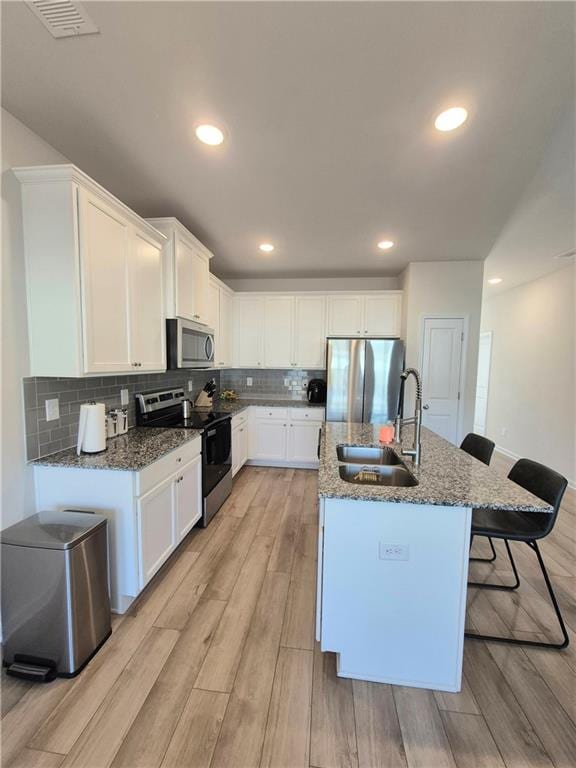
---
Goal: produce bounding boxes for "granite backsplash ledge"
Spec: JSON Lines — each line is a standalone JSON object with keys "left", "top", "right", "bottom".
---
{"left": 23, "top": 370, "right": 221, "bottom": 461}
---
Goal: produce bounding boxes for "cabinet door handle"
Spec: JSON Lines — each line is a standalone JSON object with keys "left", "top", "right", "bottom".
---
{"left": 176, "top": 457, "right": 182, "bottom": 463}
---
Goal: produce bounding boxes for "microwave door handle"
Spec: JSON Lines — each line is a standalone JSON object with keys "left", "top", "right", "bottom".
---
{"left": 205, "top": 335, "right": 214, "bottom": 361}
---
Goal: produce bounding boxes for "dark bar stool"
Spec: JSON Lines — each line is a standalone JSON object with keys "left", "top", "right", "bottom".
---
{"left": 460, "top": 433, "right": 497, "bottom": 562}
{"left": 465, "top": 458, "right": 569, "bottom": 649}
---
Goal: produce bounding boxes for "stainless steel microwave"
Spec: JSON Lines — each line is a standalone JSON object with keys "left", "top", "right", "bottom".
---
{"left": 166, "top": 318, "right": 215, "bottom": 369}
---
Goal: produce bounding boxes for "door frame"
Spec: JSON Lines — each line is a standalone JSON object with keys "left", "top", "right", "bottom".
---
{"left": 473, "top": 331, "right": 493, "bottom": 436}
{"left": 417, "top": 313, "right": 469, "bottom": 445}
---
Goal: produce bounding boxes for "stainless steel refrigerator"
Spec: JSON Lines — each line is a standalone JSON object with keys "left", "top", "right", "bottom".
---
{"left": 325, "top": 338, "right": 405, "bottom": 423}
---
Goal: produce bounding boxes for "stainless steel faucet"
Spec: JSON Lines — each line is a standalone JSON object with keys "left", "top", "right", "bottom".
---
{"left": 394, "top": 368, "right": 425, "bottom": 466}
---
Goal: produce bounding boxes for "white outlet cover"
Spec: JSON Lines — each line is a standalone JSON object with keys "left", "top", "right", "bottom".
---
{"left": 284, "top": 378, "right": 290, "bottom": 387}
{"left": 379, "top": 542, "right": 409, "bottom": 561}
{"left": 45, "top": 398, "right": 60, "bottom": 422}
{"left": 188, "top": 380, "right": 193, "bottom": 391}
{"left": 120, "top": 389, "right": 129, "bottom": 406}
{"left": 247, "top": 377, "right": 253, "bottom": 387}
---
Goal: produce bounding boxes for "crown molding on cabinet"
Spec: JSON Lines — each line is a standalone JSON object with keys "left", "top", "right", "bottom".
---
{"left": 13, "top": 164, "right": 166, "bottom": 245}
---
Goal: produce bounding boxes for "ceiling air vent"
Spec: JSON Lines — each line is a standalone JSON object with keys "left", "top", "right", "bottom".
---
{"left": 26, "top": 0, "right": 99, "bottom": 39}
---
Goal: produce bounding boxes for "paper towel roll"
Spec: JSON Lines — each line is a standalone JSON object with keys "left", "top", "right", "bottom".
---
{"left": 77, "top": 402, "right": 106, "bottom": 455}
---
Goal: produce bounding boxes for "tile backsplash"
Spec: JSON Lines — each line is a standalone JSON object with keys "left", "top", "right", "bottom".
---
{"left": 23, "top": 367, "right": 327, "bottom": 461}
{"left": 220, "top": 368, "right": 326, "bottom": 398}
{"left": 23, "top": 371, "right": 221, "bottom": 461}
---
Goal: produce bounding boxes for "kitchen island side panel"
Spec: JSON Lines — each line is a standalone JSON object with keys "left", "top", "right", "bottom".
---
{"left": 320, "top": 498, "right": 472, "bottom": 691}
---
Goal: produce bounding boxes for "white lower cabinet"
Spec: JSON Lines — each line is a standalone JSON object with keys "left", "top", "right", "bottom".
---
{"left": 137, "top": 452, "right": 202, "bottom": 588}
{"left": 33, "top": 436, "right": 202, "bottom": 613}
{"left": 287, "top": 420, "right": 322, "bottom": 464}
{"left": 247, "top": 407, "right": 323, "bottom": 468}
{"left": 252, "top": 418, "right": 288, "bottom": 462}
{"left": 137, "top": 476, "right": 176, "bottom": 588}
{"left": 175, "top": 454, "right": 203, "bottom": 539}
{"left": 232, "top": 412, "right": 249, "bottom": 476}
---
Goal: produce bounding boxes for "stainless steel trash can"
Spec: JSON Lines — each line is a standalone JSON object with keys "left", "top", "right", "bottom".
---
{"left": 1, "top": 510, "right": 111, "bottom": 680}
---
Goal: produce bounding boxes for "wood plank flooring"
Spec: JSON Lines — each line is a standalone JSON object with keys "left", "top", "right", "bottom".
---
{"left": 2, "top": 460, "right": 575, "bottom": 768}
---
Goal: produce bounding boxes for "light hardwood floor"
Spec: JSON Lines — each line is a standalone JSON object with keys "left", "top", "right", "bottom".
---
{"left": 2, "top": 459, "right": 575, "bottom": 768}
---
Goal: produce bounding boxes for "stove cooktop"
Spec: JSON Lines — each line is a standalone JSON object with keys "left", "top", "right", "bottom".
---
{"left": 147, "top": 411, "right": 231, "bottom": 430}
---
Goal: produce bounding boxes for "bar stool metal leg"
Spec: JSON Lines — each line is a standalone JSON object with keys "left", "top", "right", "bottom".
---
{"left": 469, "top": 535, "right": 497, "bottom": 563}
{"left": 468, "top": 539, "right": 520, "bottom": 591}
{"left": 465, "top": 540, "right": 569, "bottom": 649}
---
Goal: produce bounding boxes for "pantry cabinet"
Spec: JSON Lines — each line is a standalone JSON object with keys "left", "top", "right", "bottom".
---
{"left": 146, "top": 217, "right": 212, "bottom": 326}
{"left": 327, "top": 292, "right": 402, "bottom": 337}
{"left": 16, "top": 164, "right": 166, "bottom": 377}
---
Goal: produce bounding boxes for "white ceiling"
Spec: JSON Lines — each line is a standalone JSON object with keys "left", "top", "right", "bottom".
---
{"left": 2, "top": 1, "right": 574, "bottom": 279}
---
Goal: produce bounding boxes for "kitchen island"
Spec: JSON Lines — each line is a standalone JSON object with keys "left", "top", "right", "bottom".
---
{"left": 316, "top": 423, "right": 552, "bottom": 692}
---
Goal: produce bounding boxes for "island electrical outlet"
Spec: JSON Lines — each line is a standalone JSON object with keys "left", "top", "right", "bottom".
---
{"left": 379, "top": 543, "right": 409, "bottom": 561}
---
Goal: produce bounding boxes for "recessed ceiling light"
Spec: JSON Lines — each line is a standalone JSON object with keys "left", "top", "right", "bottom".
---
{"left": 259, "top": 243, "right": 274, "bottom": 253}
{"left": 487, "top": 277, "right": 503, "bottom": 285}
{"left": 434, "top": 107, "right": 468, "bottom": 132}
{"left": 377, "top": 240, "right": 395, "bottom": 250}
{"left": 195, "top": 124, "right": 224, "bottom": 146}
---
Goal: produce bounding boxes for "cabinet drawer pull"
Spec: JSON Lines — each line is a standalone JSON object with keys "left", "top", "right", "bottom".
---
{"left": 176, "top": 457, "right": 182, "bottom": 463}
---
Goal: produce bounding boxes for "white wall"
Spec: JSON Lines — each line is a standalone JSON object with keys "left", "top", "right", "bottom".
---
{"left": 1, "top": 109, "right": 69, "bottom": 528}
{"left": 401, "top": 261, "right": 484, "bottom": 440}
{"left": 481, "top": 264, "right": 575, "bottom": 484}
{"left": 225, "top": 275, "right": 400, "bottom": 292}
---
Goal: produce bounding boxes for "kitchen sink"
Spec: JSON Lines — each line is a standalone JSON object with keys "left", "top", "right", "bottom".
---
{"left": 338, "top": 464, "right": 418, "bottom": 487}
{"left": 336, "top": 445, "right": 402, "bottom": 466}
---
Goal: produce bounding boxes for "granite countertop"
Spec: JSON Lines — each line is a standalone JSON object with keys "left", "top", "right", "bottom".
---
{"left": 209, "top": 398, "right": 326, "bottom": 415}
{"left": 31, "top": 427, "right": 202, "bottom": 472}
{"left": 319, "top": 422, "right": 552, "bottom": 513}
{"left": 31, "top": 399, "right": 324, "bottom": 472}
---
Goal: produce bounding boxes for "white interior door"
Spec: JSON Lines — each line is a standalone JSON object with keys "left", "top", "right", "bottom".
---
{"left": 474, "top": 331, "right": 492, "bottom": 436}
{"left": 420, "top": 317, "right": 464, "bottom": 444}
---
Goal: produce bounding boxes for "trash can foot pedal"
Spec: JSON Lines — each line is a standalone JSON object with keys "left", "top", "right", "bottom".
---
{"left": 6, "top": 655, "right": 57, "bottom": 683}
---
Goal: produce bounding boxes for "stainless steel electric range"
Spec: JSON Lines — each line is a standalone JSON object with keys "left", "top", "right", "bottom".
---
{"left": 135, "top": 388, "right": 232, "bottom": 527}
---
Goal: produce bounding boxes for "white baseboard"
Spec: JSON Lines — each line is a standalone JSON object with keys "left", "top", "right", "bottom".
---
{"left": 495, "top": 445, "right": 576, "bottom": 491}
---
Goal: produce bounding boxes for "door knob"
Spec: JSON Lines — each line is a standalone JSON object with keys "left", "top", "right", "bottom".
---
{"left": 423, "top": 404, "right": 430, "bottom": 410}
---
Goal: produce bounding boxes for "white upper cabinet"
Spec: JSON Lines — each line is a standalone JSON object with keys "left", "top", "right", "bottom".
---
{"left": 218, "top": 287, "right": 233, "bottom": 367}
{"left": 234, "top": 296, "right": 265, "bottom": 367}
{"left": 364, "top": 294, "right": 402, "bottom": 337}
{"left": 15, "top": 165, "right": 166, "bottom": 377}
{"left": 294, "top": 295, "right": 326, "bottom": 368}
{"left": 327, "top": 295, "right": 365, "bottom": 336}
{"left": 209, "top": 275, "right": 234, "bottom": 368}
{"left": 146, "top": 217, "right": 212, "bottom": 326}
{"left": 77, "top": 188, "right": 131, "bottom": 373}
{"left": 327, "top": 293, "right": 402, "bottom": 337}
{"left": 264, "top": 296, "right": 294, "bottom": 367}
{"left": 128, "top": 227, "right": 165, "bottom": 371}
